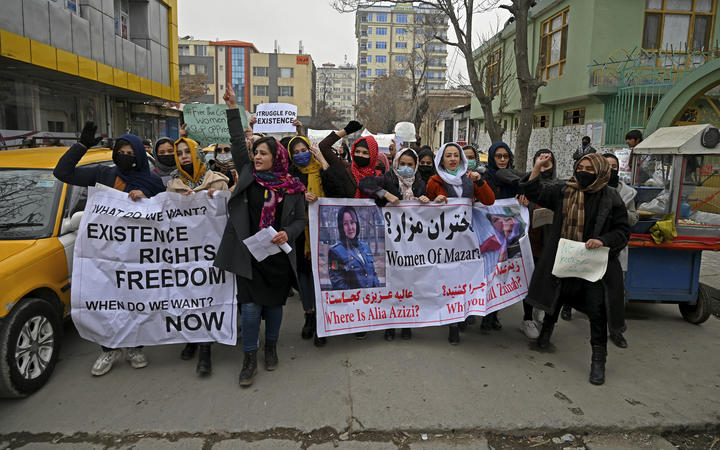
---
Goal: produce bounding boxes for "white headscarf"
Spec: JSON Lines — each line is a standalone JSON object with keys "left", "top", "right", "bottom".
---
{"left": 434, "top": 142, "right": 468, "bottom": 197}
{"left": 393, "top": 148, "right": 418, "bottom": 200}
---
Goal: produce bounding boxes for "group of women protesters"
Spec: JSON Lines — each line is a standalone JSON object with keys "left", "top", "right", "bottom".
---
{"left": 54, "top": 86, "right": 631, "bottom": 387}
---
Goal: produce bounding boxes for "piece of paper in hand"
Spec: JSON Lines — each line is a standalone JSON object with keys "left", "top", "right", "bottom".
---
{"left": 242, "top": 226, "right": 291, "bottom": 262}
{"left": 532, "top": 208, "right": 554, "bottom": 228}
{"left": 551, "top": 238, "right": 609, "bottom": 282}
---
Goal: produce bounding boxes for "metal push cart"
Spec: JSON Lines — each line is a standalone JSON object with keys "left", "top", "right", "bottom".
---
{"left": 625, "top": 124, "right": 720, "bottom": 324}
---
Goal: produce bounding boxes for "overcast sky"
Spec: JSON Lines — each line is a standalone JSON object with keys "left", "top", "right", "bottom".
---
{"left": 177, "top": 1, "right": 510, "bottom": 85}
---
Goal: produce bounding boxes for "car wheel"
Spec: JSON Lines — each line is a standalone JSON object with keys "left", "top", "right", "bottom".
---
{"left": 0, "top": 298, "right": 62, "bottom": 398}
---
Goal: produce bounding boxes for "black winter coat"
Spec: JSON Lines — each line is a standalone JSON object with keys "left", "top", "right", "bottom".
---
{"left": 519, "top": 175, "right": 630, "bottom": 314}
{"left": 358, "top": 171, "right": 426, "bottom": 207}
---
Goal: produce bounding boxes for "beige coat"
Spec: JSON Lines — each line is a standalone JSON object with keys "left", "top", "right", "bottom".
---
{"left": 166, "top": 170, "right": 229, "bottom": 194}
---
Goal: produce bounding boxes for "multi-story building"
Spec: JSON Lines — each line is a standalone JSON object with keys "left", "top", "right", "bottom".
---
{"left": 178, "top": 37, "right": 215, "bottom": 103}
{"left": 354, "top": 3, "right": 448, "bottom": 97}
{"left": 210, "top": 40, "right": 258, "bottom": 111}
{"left": 470, "top": 0, "right": 720, "bottom": 175}
{"left": 316, "top": 62, "right": 357, "bottom": 126}
{"left": 0, "top": 0, "right": 180, "bottom": 144}
{"left": 248, "top": 52, "right": 316, "bottom": 124}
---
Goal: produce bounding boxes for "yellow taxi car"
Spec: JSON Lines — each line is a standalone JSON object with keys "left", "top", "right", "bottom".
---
{"left": 0, "top": 146, "right": 113, "bottom": 397}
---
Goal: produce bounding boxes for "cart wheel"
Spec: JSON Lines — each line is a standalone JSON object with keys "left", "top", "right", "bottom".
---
{"left": 679, "top": 283, "right": 712, "bottom": 324}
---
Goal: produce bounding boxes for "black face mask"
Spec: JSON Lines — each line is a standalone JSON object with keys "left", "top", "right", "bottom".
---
{"left": 575, "top": 171, "right": 597, "bottom": 189}
{"left": 608, "top": 169, "right": 620, "bottom": 188}
{"left": 418, "top": 165, "right": 435, "bottom": 178}
{"left": 157, "top": 154, "right": 176, "bottom": 168}
{"left": 540, "top": 168, "right": 554, "bottom": 179}
{"left": 353, "top": 155, "right": 370, "bottom": 167}
{"left": 181, "top": 163, "right": 194, "bottom": 175}
{"left": 114, "top": 153, "right": 136, "bottom": 173}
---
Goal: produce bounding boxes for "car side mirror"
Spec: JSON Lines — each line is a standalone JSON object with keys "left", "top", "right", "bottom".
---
{"left": 61, "top": 211, "right": 83, "bottom": 234}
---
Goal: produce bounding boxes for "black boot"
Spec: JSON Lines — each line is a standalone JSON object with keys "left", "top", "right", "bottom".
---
{"left": 313, "top": 332, "right": 327, "bottom": 347}
{"left": 401, "top": 328, "right": 412, "bottom": 340}
{"left": 448, "top": 325, "right": 460, "bottom": 345}
{"left": 301, "top": 311, "right": 315, "bottom": 340}
{"left": 589, "top": 345, "right": 607, "bottom": 385}
{"left": 264, "top": 340, "right": 278, "bottom": 371}
{"left": 238, "top": 350, "right": 257, "bottom": 387}
{"left": 537, "top": 320, "right": 555, "bottom": 349}
{"left": 196, "top": 343, "right": 212, "bottom": 376}
{"left": 490, "top": 312, "right": 502, "bottom": 330}
{"left": 180, "top": 343, "right": 197, "bottom": 360}
{"left": 384, "top": 329, "right": 395, "bottom": 341}
{"left": 609, "top": 332, "right": 627, "bottom": 349}
{"left": 561, "top": 304, "right": 572, "bottom": 321}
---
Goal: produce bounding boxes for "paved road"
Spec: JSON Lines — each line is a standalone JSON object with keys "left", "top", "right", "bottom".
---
{"left": 1, "top": 284, "right": 719, "bottom": 449}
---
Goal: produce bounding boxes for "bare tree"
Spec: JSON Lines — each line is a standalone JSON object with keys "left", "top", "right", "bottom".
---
{"left": 180, "top": 72, "right": 210, "bottom": 104}
{"left": 310, "top": 100, "right": 344, "bottom": 130}
{"left": 333, "top": 0, "right": 545, "bottom": 170}
{"left": 357, "top": 75, "right": 411, "bottom": 133}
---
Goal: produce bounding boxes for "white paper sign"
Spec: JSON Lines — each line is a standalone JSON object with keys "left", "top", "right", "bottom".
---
{"left": 253, "top": 103, "right": 297, "bottom": 133}
{"left": 309, "top": 198, "right": 534, "bottom": 337}
{"left": 242, "top": 226, "right": 291, "bottom": 262}
{"left": 71, "top": 187, "right": 237, "bottom": 348}
{"left": 307, "top": 129, "right": 341, "bottom": 150}
{"left": 532, "top": 208, "right": 554, "bottom": 228}
{"left": 551, "top": 238, "right": 609, "bottom": 282}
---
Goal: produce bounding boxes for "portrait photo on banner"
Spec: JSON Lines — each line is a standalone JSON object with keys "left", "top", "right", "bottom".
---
{"left": 474, "top": 204, "right": 528, "bottom": 278}
{"left": 317, "top": 204, "right": 386, "bottom": 291}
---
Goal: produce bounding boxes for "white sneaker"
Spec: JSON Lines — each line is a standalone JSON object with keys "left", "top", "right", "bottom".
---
{"left": 91, "top": 349, "right": 122, "bottom": 376}
{"left": 532, "top": 308, "right": 545, "bottom": 325}
{"left": 125, "top": 347, "right": 148, "bottom": 369}
{"left": 522, "top": 320, "right": 540, "bottom": 339}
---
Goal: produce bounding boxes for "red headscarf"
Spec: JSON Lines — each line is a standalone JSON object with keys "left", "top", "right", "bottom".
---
{"left": 350, "top": 136, "right": 379, "bottom": 198}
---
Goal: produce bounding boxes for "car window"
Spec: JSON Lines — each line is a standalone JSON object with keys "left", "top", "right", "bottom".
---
{"left": 0, "top": 169, "right": 63, "bottom": 240}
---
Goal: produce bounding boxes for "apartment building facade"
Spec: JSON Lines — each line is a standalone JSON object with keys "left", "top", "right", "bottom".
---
{"left": 316, "top": 62, "right": 357, "bottom": 126}
{"left": 354, "top": 3, "right": 448, "bottom": 96}
{"left": 249, "top": 52, "right": 316, "bottom": 123}
{"left": 210, "top": 40, "right": 258, "bottom": 110}
{"left": 178, "top": 37, "right": 215, "bottom": 103}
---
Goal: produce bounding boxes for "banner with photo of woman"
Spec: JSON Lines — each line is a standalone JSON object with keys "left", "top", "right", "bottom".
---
{"left": 309, "top": 198, "right": 534, "bottom": 337}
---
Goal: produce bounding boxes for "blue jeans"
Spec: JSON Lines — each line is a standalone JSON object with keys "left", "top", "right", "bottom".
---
{"left": 298, "top": 270, "right": 316, "bottom": 312}
{"left": 241, "top": 303, "right": 283, "bottom": 352}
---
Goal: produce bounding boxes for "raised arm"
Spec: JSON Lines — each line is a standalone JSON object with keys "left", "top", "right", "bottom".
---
{"left": 519, "top": 153, "right": 564, "bottom": 211}
{"left": 53, "top": 121, "right": 104, "bottom": 187}
{"left": 319, "top": 120, "right": 363, "bottom": 169}
{"left": 223, "top": 87, "right": 249, "bottom": 170}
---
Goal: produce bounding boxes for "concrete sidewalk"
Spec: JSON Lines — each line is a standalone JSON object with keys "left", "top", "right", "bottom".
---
{"left": 1, "top": 296, "right": 719, "bottom": 447}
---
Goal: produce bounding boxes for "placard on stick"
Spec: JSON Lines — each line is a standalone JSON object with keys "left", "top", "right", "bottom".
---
{"left": 253, "top": 103, "right": 297, "bottom": 133}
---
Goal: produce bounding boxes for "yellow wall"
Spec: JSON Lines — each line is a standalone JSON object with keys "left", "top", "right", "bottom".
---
{"left": 0, "top": 0, "right": 179, "bottom": 102}
{"left": 249, "top": 53, "right": 314, "bottom": 117}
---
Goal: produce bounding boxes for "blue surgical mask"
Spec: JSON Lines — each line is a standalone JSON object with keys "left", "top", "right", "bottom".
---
{"left": 467, "top": 160, "right": 477, "bottom": 171}
{"left": 396, "top": 165, "right": 415, "bottom": 178}
{"left": 293, "top": 151, "right": 311, "bottom": 167}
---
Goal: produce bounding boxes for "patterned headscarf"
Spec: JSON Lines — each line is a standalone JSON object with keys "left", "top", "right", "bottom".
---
{"left": 561, "top": 153, "right": 611, "bottom": 241}
{"left": 253, "top": 138, "right": 306, "bottom": 230}
{"left": 350, "top": 136, "right": 379, "bottom": 198}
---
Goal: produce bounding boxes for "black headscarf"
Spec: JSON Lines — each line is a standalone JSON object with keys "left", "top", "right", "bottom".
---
{"left": 113, "top": 134, "right": 166, "bottom": 197}
{"left": 486, "top": 141, "right": 517, "bottom": 199}
{"left": 337, "top": 206, "right": 360, "bottom": 247}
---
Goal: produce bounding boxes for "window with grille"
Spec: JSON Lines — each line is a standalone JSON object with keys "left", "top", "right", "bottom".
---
{"left": 485, "top": 48, "right": 501, "bottom": 95}
{"left": 563, "top": 108, "right": 585, "bottom": 126}
{"left": 534, "top": 114, "right": 550, "bottom": 128}
{"left": 279, "top": 86, "right": 294, "bottom": 97}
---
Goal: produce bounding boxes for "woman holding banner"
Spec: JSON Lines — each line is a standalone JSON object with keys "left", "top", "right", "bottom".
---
{"left": 359, "top": 147, "right": 429, "bottom": 341}
{"left": 286, "top": 134, "right": 356, "bottom": 343}
{"left": 520, "top": 153, "right": 630, "bottom": 385}
{"left": 215, "top": 87, "right": 307, "bottom": 388}
{"left": 165, "top": 137, "right": 229, "bottom": 376}
{"left": 54, "top": 122, "right": 165, "bottom": 377}
{"left": 425, "top": 142, "right": 495, "bottom": 345}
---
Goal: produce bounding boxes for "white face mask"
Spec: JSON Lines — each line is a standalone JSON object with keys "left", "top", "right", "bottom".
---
{"left": 215, "top": 153, "right": 233, "bottom": 164}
